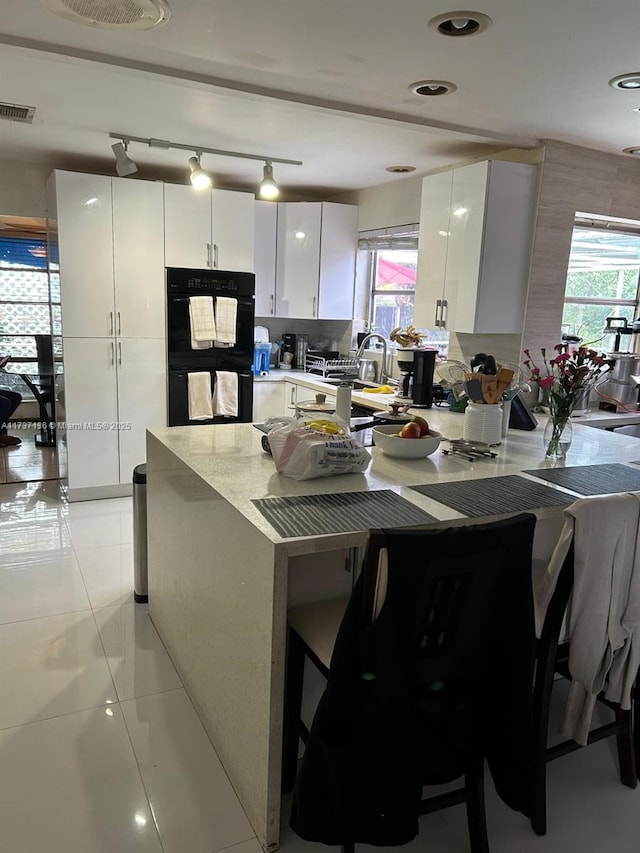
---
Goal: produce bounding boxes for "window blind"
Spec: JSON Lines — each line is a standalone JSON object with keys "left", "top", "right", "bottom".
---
{"left": 358, "top": 223, "right": 420, "bottom": 251}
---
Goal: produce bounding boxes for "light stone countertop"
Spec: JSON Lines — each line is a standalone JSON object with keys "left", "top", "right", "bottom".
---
{"left": 148, "top": 412, "right": 640, "bottom": 553}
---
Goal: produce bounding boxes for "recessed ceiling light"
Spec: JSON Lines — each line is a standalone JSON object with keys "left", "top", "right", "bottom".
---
{"left": 609, "top": 73, "right": 640, "bottom": 90}
{"left": 386, "top": 165, "right": 417, "bottom": 173}
{"left": 622, "top": 146, "right": 640, "bottom": 156}
{"left": 408, "top": 80, "right": 457, "bottom": 97}
{"left": 428, "top": 11, "right": 492, "bottom": 37}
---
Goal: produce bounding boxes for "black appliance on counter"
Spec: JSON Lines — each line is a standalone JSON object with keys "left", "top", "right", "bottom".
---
{"left": 281, "top": 333, "right": 296, "bottom": 367}
{"left": 166, "top": 267, "right": 255, "bottom": 426}
{"left": 397, "top": 349, "right": 437, "bottom": 408}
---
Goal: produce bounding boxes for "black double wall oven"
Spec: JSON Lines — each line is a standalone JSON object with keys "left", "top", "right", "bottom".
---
{"left": 166, "top": 267, "right": 255, "bottom": 426}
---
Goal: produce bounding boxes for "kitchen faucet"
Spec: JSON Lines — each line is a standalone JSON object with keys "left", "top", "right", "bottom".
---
{"left": 355, "top": 333, "right": 392, "bottom": 384}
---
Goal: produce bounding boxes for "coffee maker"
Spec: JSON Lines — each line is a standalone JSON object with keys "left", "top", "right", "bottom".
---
{"left": 397, "top": 349, "right": 437, "bottom": 408}
{"left": 281, "top": 333, "right": 297, "bottom": 369}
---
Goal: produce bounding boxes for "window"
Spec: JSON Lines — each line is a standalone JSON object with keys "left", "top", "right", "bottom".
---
{"left": 562, "top": 216, "right": 640, "bottom": 347}
{"left": 358, "top": 224, "right": 448, "bottom": 354}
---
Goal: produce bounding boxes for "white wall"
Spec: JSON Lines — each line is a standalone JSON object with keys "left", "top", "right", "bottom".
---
{"left": 0, "top": 160, "right": 50, "bottom": 218}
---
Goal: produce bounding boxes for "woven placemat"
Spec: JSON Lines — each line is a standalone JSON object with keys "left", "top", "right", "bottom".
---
{"left": 410, "top": 475, "right": 572, "bottom": 517}
{"left": 523, "top": 463, "right": 640, "bottom": 496}
{"left": 252, "top": 489, "right": 435, "bottom": 538}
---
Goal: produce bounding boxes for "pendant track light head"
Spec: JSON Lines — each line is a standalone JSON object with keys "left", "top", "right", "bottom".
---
{"left": 111, "top": 140, "right": 138, "bottom": 177}
{"left": 189, "top": 155, "right": 212, "bottom": 190}
{"left": 259, "top": 161, "right": 279, "bottom": 200}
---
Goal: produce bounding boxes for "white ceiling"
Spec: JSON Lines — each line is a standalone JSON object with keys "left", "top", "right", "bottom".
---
{"left": 1, "top": 0, "right": 640, "bottom": 195}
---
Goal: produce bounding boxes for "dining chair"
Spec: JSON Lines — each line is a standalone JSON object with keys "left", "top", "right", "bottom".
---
{"left": 283, "top": 513, "right": 538, "bottom": 853}
{"left": 531, "top": 504, "right": 639, "bottom": 836}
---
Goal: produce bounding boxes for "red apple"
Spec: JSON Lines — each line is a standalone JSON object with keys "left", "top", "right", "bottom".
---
{"left": 400, "top": 421, "right": 422, "bottom": 439}
{"left": 411, "top": 416, "right": 430, "bottom": 436}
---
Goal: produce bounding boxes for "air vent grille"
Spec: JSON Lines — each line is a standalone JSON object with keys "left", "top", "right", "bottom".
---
{"left": 40, "top": 0, "right": 171, "bottom": 29}
{"left": 0, "top": 103, "right": 36, "bottom": 124}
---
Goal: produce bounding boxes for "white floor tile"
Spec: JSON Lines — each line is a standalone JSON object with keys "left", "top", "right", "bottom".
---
{"left": 121, "top": 689, "right": 255, "bottom": 853}
{"left": 67, "top": 510, "right": 133, "bottom": 548}
{"left": 0, "top": 610, "right": 117, "bottom": 729}
{"left": 65, "top": 496, "right": 133, "bottom": 518}
{"left": 93, "top": 603, "right": 182, "bottom": 700}
{"left": 0, "top": 548, "right": 91, "bottom": 624}
{"left": 0, "top": 704, "right": 163, "bottom": 853}
{"left": 75, "top": 542, "right": 135, "bottom": 608}
{"left": 0, "top": 518, "right": 71, "bottom": 563}
{"left": 224, "top": 841, "right": 263, "bottom": 853}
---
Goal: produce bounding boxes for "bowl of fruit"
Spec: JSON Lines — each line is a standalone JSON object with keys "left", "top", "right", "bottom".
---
{"left": 372, "top": 418, "right": 441, "bottom": 459}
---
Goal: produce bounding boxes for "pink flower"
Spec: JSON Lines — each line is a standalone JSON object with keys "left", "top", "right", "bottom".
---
{"left": 531, "top": 367, "right": 540, "bottom": 376}
{"left": 553, "top": 344, "right": 564, "bottom": 352}
{"left": 554, "top": 352, "right": 571, "bottom": 362}
{"left": 540, "top": 375, "right": 554, "bottom": 389}
{"left": 523, "top": 359, "right": 530, "bottom": 367}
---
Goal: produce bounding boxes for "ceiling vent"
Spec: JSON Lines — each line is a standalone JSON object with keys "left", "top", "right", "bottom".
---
{"left": 0, "top": 103, "right": 36, "bottom": 124}
{"left": 40, "top": 0, "right": 171, "bottom": 30}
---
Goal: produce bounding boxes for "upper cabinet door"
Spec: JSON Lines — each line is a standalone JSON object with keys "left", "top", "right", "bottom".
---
{"left": 317, "top": 203, "right": 357, "bottom": 319}
{"left": 275, "top": 202, "right": 322, "bottom": 319}
{"left": 444, "top": 161, "right": 488, "bottom": 334}
{"left": 50, "top": 171, "right": 116, "bottom": 338}
{"left": 414, "top": 170, "right": 452, "bottom": 331}
{"left": 254, "top": 201, "right": 277, "bottom": 317}
{"left": 211, "top": 189, "right": 255, "bottom": 272}
{"left": 112, "top": 179, "right": 165, "bottom": 338}
{"left": 164, "top": 183, "right": 212, "bottom": 270}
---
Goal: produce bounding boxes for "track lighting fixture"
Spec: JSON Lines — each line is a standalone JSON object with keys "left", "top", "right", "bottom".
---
{"left": 111, "top": 140, "right": 138, "bottom": 177}
{"left": 188, "top": 155, "right": 212, "bottom": 190}
{"left": 109, "top": 133, "right": 302, "bottom": 195}
{"left": 259, "top": 161, "right": 279, "bottom": 200}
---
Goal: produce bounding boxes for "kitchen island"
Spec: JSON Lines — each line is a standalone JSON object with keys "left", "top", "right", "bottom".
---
{"left": 146, "top": 415, "right": 640, "bottom": 852}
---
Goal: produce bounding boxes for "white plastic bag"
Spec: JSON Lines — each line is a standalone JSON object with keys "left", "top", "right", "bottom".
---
{"left": 266, "top": 415, "right": 371, "bottom": 480}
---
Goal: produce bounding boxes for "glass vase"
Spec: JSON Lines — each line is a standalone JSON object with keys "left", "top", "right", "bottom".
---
{"left": 543, "top": 416, "right": 573, "bottom": 460}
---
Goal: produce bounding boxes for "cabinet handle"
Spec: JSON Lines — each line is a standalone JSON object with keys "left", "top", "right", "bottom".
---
{"left": 270, "top": 293, "right": 274, "bottom": 315}
{"left": 290, "top": 386, "right": 296, "bottom": 406}
{"left": 110, "top": 342, "right": 115, "bottom": 366}
{"left": 118, "top": 341, "right": 122, "bottom": 365}
{"left": 206, "top": 242, "right": 212, "bottom": 268}
{"left": 442, "top": 299, "right": 448, "bottom": 329}
{"left": 109, "top": 311, "right": 114, "bottom": 336}
{"left": 213, "top": 244, "right": 219, "bottom": 268}
{"left": 312, "top": 296, "right": 317, "bottom": 317}
{"left": 435, "top": 299, "right": 441, "bottom": 328}
{"left": 117, "top": 311, "right": 121, "bottom": 336}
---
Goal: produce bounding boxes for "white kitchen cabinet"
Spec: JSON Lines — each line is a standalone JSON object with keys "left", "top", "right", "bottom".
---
{"left": 252, "top": 380, "right": 285, "bottom": 422}
{"left": 254, "top": 200, "right": 277, "bottom": 316}
{"left": 62, "top": 337, "right": 120, "bottom": 490}
{"left": 62, "top": 336, "right": 166, "bottom": 491}
{"left": 414, "top": 160, "right": 538, "bottom": 334}
{"left": 115, "top": 337, "right": 167, "bottom": 483}
{"left": 112, "top": 178, "right": 165, "bottom": 338}
{"left": 275, "top": 202, "right": 357, "bottom": 319}
{"left": 164, "top": 182, "right": 212, "bottom": 269}
{"left": 164, "top": 183, "right": 255, "bottom": 272}
{"left": 211, "top": 189, "right": 254, "bottom": 272}
{"left": 284, "top": 380, "right": 299, "bottom": 412}
{"left": 48, "top": 171, "right": 116, "bottom": 338}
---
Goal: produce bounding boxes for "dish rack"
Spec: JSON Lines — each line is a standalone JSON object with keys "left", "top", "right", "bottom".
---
{"left": 305, "top": 354, "right": 360, "bottom": 378}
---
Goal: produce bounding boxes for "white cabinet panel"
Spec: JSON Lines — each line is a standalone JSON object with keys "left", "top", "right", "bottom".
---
{"left": 276, "top": 203, "right": 322, "bottom": 319}
{"left": 254, "top": 201, "right": 277, "bottom": 317}
{"left": 51, "top": 172, "right": 115, "bottom": 338}
{"left": 164, "top": 183, "right": 211, "bottom": 269}
{"left": 414, "top": 160, "right": 537, "bottom": 335}
{"left": 211, "top": 189, "right": 254, "bottom": 272}
{"left": 115, "top": 338, "right": 167, "bottom": 484}
{"left": 414, "top": 170, "right": 452, "bottom": 331}
{"left": 318, "top": 203, "right": 357, "bottom": 319}
{"left": 252, "top": 381, "right": 285, "bottom": 422}
{"left": 62, "top": 337, "right": 120, "bottom": 490}
{"left": 112, "top": 179, "right": 165, "bottom": 338}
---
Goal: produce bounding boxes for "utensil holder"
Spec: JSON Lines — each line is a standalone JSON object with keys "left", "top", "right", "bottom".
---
{"left": 463, "top": 402, "right": 503, "bottom": 445}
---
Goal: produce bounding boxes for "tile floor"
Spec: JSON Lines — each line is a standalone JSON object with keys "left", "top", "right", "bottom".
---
{"left": 0, "top": 422, "right": 66, "bottom": 484}
{"left": 1, "top": 479, "right": 640, "bottom": 852}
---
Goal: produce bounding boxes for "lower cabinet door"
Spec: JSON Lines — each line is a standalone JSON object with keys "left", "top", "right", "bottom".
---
{"left": 62, "top": 337, "right": 120, "bottom": 490}
{"left": 115, "top": 337, "right": 167, "bottom": 484}
{"left": 252, "top": 381, "right": 286, "bottom": 422}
